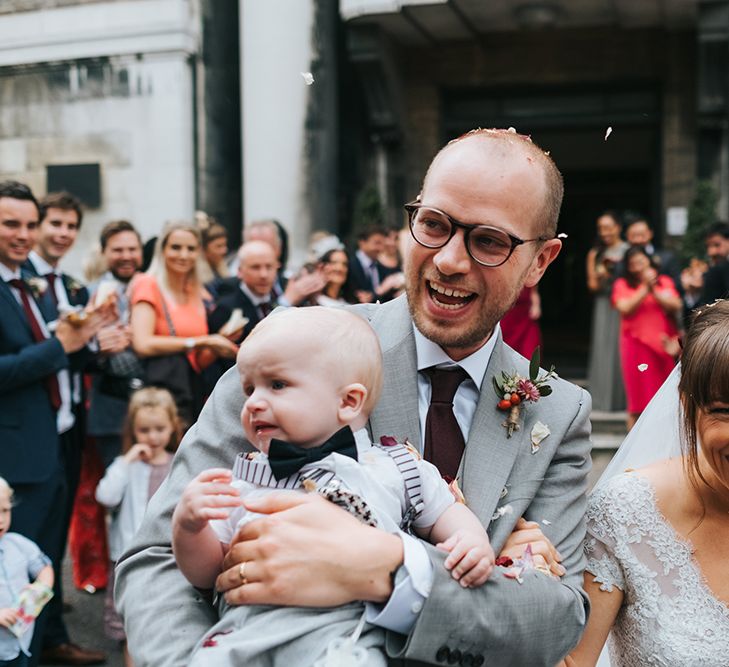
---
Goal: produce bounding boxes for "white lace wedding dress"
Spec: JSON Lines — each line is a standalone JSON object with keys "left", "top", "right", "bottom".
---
{"left": 585, "top": 472, "right": 729, "bottom": 667}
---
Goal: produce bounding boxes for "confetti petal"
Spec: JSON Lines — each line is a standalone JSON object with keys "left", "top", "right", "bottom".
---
{"left": 557, "top": 233, "right": 568, "bottom": 239}
{"left": 637, "top": 363, "right": 649, "bottom": 372}
{"left": 604, "top": 126, "right": 612, "bottom": 141}
{"left": 530, "top": 421, "right": 551, "bottom": 454}
{"left": 491, "top": 504, "right": 513, "bottom": 521}
{"left": 542, "top": 519, "right": 551, "bottom": 526}
{"left": 301, "top": 72, "right": 314, "bottom": 85}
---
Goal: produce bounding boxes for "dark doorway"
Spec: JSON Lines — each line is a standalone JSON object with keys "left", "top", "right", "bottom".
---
{"left": 442, "top": 86, "right": 661, "bottom": 376}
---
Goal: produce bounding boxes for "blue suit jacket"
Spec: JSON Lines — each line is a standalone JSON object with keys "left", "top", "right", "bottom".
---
{"left": 0, "top": 277, "right": 69, "bottom": 484}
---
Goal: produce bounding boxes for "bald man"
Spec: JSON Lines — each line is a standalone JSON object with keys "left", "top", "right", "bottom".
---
{"left": 119, "top": 129, "right": 590, "bottom": 667}
{"left": 208, "top": 240, "right": 279, "bottom": 345}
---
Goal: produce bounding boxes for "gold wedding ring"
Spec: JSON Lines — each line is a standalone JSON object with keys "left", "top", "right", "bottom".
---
{"left": 238, "top": 561, "right": 248, "bottom": 585}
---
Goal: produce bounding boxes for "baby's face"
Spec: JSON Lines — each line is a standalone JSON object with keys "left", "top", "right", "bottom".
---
{"left": 0, "top": 489, "right": 11, "bottom": 539}
{"left": 237, "top": 334, "right": 346, "bottom": 453}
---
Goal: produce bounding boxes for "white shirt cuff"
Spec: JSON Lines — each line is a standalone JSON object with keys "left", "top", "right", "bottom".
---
{"left": 365, "top": 533, "right": 433, "bottom": 635}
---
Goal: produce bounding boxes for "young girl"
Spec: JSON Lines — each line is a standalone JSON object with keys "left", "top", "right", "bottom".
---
{"left": 0, "top": 477, "right": 54, "bottom": 667}
{"left": 95, "top": 388, "right": 180, "bottom": 667}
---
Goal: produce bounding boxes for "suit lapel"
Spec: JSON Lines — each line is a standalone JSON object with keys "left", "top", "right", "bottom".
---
{"left": 0, "top": 280, "right": 33, "bottom": 335}
{"left": 461, "top": 334, "right": 527, "bottom": 524}
{"left": 367, "top": 297, "right": 421, "bottom": 445}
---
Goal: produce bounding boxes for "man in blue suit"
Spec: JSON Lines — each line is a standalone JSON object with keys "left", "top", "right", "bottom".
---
{"left": 0, "top": 181, "right": 111, "bottom": 666}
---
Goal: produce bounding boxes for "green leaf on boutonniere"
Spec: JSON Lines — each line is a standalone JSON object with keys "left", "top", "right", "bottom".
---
{"left": 493, "top": 375, "right": 504, "bottom": 398}
{"left": 529, "top": 346, "right": 541, "bottom": 382}
{"left": 538, "top": 385, "right": 552, "bottom": 397}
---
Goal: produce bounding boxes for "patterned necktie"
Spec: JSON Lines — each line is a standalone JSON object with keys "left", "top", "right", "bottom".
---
{"left": 7, "top": 279, "right": 62, "bottom": 411}
{"left": 259, "top": 301, "right": 273, "bottom": 318}
{"left": 423, "top": 366, "right": 469, "bottom": 479}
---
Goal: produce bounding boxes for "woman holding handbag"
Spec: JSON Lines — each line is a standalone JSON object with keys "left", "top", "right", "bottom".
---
{"left": 130, "top": 221, "right": 237, "bottom": 428}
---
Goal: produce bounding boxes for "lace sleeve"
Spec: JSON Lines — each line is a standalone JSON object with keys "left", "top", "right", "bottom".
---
{"left": 583, "top": 475, "right": 635, "bottom": 593}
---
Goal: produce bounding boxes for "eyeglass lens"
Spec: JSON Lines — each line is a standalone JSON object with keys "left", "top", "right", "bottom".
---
{"left": 410, "top": 207, "right": 513, "bottom": 265}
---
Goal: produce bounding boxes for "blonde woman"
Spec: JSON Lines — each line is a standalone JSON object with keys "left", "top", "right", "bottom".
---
{"left": 130, "top": 221, "right": 237, "bottom": 425}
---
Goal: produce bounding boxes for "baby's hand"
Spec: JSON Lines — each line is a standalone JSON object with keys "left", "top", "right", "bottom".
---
{"left": 173, "top": 468, "right": 243, "bottom": 534}
{"left": 0, "top": 608, "right": 18, "bottom": 628}
{"left": 124, "top": 443, "right": 153, "bottom": 463}
{"left": 437, "top": 529, "right": 495, "bottom": 588}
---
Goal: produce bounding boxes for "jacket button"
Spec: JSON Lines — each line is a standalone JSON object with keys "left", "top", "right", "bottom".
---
{"left": 448, "top": 649, "right": 461, "bottom": 664}
{"left": 473, "top": 656, "right": 484, "bottom": 666}
{"left": 462, "top": 653, "right": 474, "bottom": 666}
{"left": 436, "top": 646, "right": 450, "bottom": 663}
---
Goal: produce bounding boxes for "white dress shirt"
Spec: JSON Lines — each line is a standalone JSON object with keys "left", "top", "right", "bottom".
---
{"left": 356, "top": 249, "right": 380, "bottom": 290}
{"left": 366, "top": 323, "right": 501, "bottom": 634}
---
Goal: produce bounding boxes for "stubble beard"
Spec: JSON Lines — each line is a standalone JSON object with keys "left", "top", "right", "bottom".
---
{"left": 405, "top": 265, "right": 526, "bottom": 352}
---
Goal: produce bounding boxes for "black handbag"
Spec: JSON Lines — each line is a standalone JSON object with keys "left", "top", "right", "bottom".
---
{"left": 97, "top": 349, "right": 146, "bottom": 399}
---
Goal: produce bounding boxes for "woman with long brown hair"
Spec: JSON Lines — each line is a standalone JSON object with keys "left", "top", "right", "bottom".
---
{"left": 563, "top": 300, "right": 729, "bottom": 666}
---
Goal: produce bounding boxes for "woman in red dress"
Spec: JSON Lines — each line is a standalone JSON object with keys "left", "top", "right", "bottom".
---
{"left": 501, "top": 286, "right": 542, "bottom": 358}
{"left": 613, "top": 245, "right": 681, "bottom": 430}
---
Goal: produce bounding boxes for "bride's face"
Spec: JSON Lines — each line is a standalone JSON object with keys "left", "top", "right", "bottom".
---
{"left": 697, "top": 401, "right": 729, "bottom": 494}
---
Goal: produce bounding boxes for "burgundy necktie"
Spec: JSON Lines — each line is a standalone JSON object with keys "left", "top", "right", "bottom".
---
{"left": 44, "top": 272, "right": 58, "bottom": 305}
{"left": 423, "top": 366, "right": 469, "bottom": 479}
{"left": 8, "top": 279, "right": 62, "bottom": 411}
{"left": 259, "top": 301, "right": 272, "bottom": 318}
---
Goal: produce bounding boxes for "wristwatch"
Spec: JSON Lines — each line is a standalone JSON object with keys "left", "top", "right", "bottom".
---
{"left": 184, "top": 337, "right": 196, "bottom": 350}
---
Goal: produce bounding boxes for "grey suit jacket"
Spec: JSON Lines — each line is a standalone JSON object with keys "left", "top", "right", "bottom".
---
{"left": 116, "top": 295, "right": 591, "bottom": 666}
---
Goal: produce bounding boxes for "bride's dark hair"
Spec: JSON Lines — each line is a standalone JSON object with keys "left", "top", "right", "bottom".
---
{"left": 678, "top": 300, "right": 729, "bottom": 495}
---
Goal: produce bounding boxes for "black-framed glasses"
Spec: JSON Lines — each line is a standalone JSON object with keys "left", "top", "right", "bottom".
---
{"left": 404, "top": 201, "right": 551, "bottom": 268}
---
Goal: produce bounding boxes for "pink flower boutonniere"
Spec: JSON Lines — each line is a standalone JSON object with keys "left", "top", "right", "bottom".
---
{"left": 493, "top": 347, "right": 556, "bottom": 437}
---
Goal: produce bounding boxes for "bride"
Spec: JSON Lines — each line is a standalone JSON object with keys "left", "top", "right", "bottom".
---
{"left": 563, "top": 300, "right": 729, "bottom": 666}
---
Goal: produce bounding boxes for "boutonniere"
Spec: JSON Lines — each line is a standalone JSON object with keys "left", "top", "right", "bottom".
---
{"left": 64, "top": 276, "right": 83, "bottom": 297}
{"left": 25, "top": 276, "right": 48, "bottom": 299}
{"left": 493, "top": 347, "right": 556, "bottom": 438}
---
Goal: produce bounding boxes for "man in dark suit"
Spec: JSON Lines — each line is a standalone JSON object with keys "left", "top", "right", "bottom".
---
{"left": 347, "top": 224, "right": 386, "bottom": 303}
{"left": 209, "top": 240, "right": 280, "bottom": 345}
{"left": 86, "top": 220, "right": 143, "bottom": 468}
{"left": 0, "top": 182, "right": 112, "bottom": 665}
{"left": 698, "top": 223, "right": 729, "bottom": 305}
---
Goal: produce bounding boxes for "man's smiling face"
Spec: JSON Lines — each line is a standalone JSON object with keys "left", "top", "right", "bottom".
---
{"left": 404, "top": 136, "right": 561, "bottom": 361}
{"left": 0, "top": 197, "right": 39, "bottom": 270}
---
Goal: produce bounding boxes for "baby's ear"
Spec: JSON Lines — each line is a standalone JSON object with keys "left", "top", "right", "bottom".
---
{"left": 338, "top": 383, "right": 368, "bottom": 424}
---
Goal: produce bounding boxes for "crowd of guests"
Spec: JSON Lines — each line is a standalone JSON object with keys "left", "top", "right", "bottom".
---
{"left": 0, "top": 177, "right": 405, "bottom": 666}
{"left": 585, "top": 210, "right": 729, "bottom": 429}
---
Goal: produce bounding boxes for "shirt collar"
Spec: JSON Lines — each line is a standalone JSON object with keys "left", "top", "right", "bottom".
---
{"left": 356, "top": 249, "right": 373, "bottom": 269}
{"left": 0, "top": 262, "right": 21, "bottom": 282}
{"left": 413, "top": 322, "right": 501, "bottom": 390}
{"left": 29, "top": 250, "right": 56, "bottom": 276}
{"left": 239, "top": 280, "right": 271, "bottom": 307}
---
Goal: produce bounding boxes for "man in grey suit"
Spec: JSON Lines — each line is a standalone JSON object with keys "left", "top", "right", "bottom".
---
{"left": 116, "top": 129, "right": 591, "bottom": 666}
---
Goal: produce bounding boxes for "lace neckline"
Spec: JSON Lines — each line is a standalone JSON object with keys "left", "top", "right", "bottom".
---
{"left": 631, "top": 473, "right": 729, "bottom": 614}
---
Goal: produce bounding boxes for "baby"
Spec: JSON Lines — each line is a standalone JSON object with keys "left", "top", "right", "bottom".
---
{"left": 172, "top": 307, "right": 494, "bottom": 667}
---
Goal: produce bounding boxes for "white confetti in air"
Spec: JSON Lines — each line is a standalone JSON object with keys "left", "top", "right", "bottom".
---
{"left": 301, "top": 72, "right": 314, "bottom": 85}
{"left": 637, "top": 364, "right": 649, "bottom": 372}
{"left": 542, "top": 519, "right": 552, "bottom": 526}
{"left": 604, "top": 126, "right": 612, "bottom": 141}
{"left": 491, "top": 504, "right": 513, "bottom": 521}
{"left": 557, "top": 233, "right": 568, "bottom": 239}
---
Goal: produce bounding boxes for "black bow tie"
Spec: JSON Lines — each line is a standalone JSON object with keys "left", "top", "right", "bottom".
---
{"left": 268, "top": 426, "right": 358, "bottom": 480}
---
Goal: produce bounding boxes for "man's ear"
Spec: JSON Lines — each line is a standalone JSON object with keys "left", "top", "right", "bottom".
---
{"left": 524, "top": 238, "right": 561, "bottom": 288}
{"left": 338, "top": 383, "right": 368, "bottom": 424}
